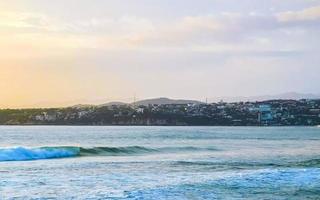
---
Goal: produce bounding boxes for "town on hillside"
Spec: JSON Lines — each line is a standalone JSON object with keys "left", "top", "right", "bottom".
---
{"left": 1, "top": 99, "right": 320, "bottom": 126}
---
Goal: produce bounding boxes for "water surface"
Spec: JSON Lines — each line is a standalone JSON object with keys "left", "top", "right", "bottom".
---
{"left": 0, "top": 126, "right": 319, "bottom": 199}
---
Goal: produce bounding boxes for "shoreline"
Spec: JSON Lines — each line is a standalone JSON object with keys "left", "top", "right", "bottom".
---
{"left": 0, "top": 124, "right": 318, "bottom": 127}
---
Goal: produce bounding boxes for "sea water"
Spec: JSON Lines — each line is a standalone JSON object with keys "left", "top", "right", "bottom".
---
{"left": 0, "top": 126, "right": 319, "bottom": 199}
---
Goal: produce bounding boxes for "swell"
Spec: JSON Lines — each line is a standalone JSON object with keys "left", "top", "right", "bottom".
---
{"left": 174, "top": 158, "right": 320, "bottom": 169}
{"left": 0, "top": 146, "right": 219, "bottom": 161}
{"left": 80, "top": 146, "right": 218, "bottom": 156}
{"left": 126, "top": 168, "right": 320, "bottom": 199}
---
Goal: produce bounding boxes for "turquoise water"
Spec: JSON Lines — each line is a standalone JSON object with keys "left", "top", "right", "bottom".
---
{"left": 0, "top": 126, "right": 319, "bottom": 199}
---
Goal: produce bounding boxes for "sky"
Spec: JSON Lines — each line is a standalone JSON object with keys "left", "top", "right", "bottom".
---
{"left": 0, "top": 0, "right": 319, "bottom": 108}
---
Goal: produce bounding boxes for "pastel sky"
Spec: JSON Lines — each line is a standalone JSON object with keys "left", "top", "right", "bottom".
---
{"left": 0, "top": 0, "right": 319, "bottom": 108}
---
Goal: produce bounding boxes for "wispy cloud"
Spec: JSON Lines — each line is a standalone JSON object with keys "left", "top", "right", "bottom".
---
{"left": 0, "top": 11, "right": 66, "bottom": 32}
{"left": 1, "top": 5, "right": 318, "bottom": 53}
{"left": 277, "top": 5, "right": 320, "bottom": 22}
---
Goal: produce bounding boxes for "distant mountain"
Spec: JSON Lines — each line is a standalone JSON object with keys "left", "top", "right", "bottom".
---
{"left": 134, "top": 97, "right": 202, "bottom": 106}
{"left": 210, "top": 92, "right": 320, "bottom": 103}
{"left": 71, "top": 93, "right": 320, "bottom": 108}
{"left": 99, "top": 101, "right": 127, "bottom": 107}
{"left": 261, "top": 92, "right": 320, "bottom": 100}
{"left": 71, "top": 104, "right": 95, "bottom": 108}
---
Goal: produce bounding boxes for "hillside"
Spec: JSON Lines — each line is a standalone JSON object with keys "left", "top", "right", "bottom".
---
{"left": 134, "top": 97, "right": 202, "bottom": 106}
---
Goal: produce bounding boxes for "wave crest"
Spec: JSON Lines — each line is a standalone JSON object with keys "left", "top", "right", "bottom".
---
{"left": 0, "top": 145, "right": 219, "bottom": 161}
{"left": 0, "top": 146, "right": 80, "bottom": 161}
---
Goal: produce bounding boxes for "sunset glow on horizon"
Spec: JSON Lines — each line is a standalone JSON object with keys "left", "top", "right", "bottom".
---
{"left": 1, "top": 0, "right": 320, "bottom": 108}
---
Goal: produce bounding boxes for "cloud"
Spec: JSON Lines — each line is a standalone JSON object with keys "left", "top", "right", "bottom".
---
{"left": 132, "top": 13, "right": 281, "bottom": 53}
{"left": 0, "top": 11, "right": 66, "bottom": 32}
{"left": 0, "top": 12, "right": 155, "bottom": 52}
{"left": 0, "top": 7, "right": 318, "bottom": 56}
{"left": 277, "top": 5, "right": 320, "bottom": 22}
{"left": 73, "top": 16, "right": 154, "bottom": 36}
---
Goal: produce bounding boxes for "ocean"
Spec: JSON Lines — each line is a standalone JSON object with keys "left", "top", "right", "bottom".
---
{"left": 0, "top": 126, "right": 319, "bottom": 199}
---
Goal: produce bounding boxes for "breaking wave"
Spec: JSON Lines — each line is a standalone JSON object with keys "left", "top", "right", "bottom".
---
{"left": 0, "top": 146, "right": 80, "bottom": 161}
{"left": 0, "top": 146, "right": 219, "bottom": 161}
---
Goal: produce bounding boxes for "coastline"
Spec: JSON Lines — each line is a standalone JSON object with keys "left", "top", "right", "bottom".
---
{"left": 1, "top": 99, "right": 319, "bottom": 126}
{"left": 0, "top": 124, "right": 318, "bottom": 127}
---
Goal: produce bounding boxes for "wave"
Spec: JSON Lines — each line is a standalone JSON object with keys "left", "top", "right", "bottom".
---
{"left": 126, "top": 168, "right": 320, "bottom": 199}
{"left": 173, "top": 158, "right": 320, "bottom": 169}
{"left": 293, "top": 158, "right": 320, "bottom": 167}
{"left": 0, "top": 146, "right": 219, "bottom": 162}
{"left": 0, "top": 146, "right": 80, "bottom": 161}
